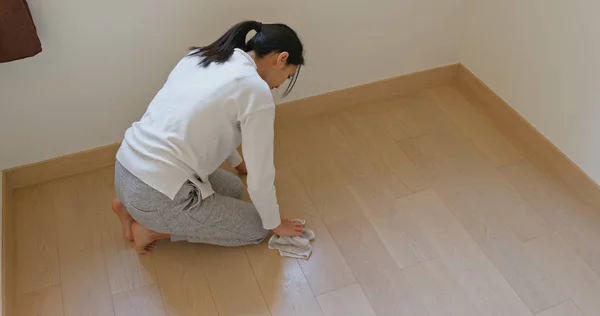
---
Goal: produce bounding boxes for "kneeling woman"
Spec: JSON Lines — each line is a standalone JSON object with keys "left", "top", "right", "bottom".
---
{"left": 112, "top": 21, "right": 305, "bottom": 254}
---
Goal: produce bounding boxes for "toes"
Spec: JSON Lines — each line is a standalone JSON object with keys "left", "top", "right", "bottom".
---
{"left": 135, "top": 242, "right": 150, "bottom": 254}
{"left": 143, "top": 241, "right": 157, "bottom": 252}
{"left": 144, "top": 245, "right": 155, "bottom": 252}
{"left": 135, "top": 246, "right": 148, "bottom": 255}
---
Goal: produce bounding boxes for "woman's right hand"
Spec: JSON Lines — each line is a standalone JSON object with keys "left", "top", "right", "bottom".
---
{"left": 273, "top": 219, "right": 303, "bottom": 237}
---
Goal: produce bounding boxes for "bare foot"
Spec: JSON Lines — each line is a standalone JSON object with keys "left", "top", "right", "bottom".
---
{"left": 131, "top": 222, "right": 169, "bottom": 255}
{"left": 112, "top": 198, "right": 135, "bottom": 241}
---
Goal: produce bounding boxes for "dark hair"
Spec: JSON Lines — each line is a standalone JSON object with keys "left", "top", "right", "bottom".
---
{"left": 190, "top": 21, "right": 304, "bottom": 97}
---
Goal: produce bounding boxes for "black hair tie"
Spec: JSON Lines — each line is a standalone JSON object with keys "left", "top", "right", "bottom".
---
{"left": 256, "top": 22, "right": 263, "bottom": 33}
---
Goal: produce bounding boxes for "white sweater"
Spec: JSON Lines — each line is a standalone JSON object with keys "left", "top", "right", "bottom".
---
{"left": 117, "top": 49, "right": 281, "bottom": 229}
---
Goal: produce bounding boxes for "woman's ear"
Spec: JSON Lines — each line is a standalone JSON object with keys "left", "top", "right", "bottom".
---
{"left": 277, "top": 52, "right": 289, "bottom": 68}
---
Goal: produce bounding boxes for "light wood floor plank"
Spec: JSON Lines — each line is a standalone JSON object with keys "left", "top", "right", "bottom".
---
{"left": 14, "top": 186, "right": 60, "bottom": 295}
{"left": 316, "top": 114, "right": 389, "bottom": 187}
{"left": 292, "top": 147, "right": 427, "bottom": 315}
{"left": 101, "top": 221, "right": 158, "bottom": 295}
{"left": 15, "top": 285, "right": 64, "bottom": 316}
{"left": 429, "top": 86, "right": 522, "bottom": 166}
{"left": 295, "top": 169, "right": 428, "bottom": 316}
{"left": 358, "top": 97, "right": 411, "bottom": 142}
{"left": 337, "top": 105, "right": 429, "bottom": 194}
{"left": 403, "top": 257, "right": 483, "bottom": 316}
{"left": 400, "top": 136, "right": 565, "bottom": 313}
{"left": 199, "top": 245, "right": 271, "bottom": 316}
{"left": 398, "top": 189, "right": 533, "bottom": 316}
{"left": 436, "top": 133, "right": 550, "bottom": 243}
{"left": 276, "top": 119, "right": 364, "bottom": 224}
{"left": 51, "top": 173, "right": 115, "bottom": 316}
{"left": 499, "top": 160, "right": 577, "bottom": 229}
{"left": 347, "top": 181, "right": 437, "bottom": 270}
{"left": 500, "top": 160, "right": 600, "bottom": 276}
{"left": 152, "top": 242, "right": 218, "bottom": 316}
{"left": 96, "top": 167, "right": 157, "bottom": 295}
{"left": 376, "top": 93, "right": 430, "bottom": 141}
{"left": 330, "top": 109, "right": 418, "bottom": 198}
{"left": 281, "top": 112, "right": 436, "bottom": 272}
{"left": 113, "top": 284, "right": 166, "bottom": 316}
{"left": 535, "top": 300, "right": 583, "bottom": 316}
{"left": 401, "top": 95, "right": 562, "bottom": 310}
{"left": 245, "top": 244, "right": 323, "bottom": 316}
{"left": 317, "top": 284, "right": 376, "bottom": 316}
{"left": 402, "top": 94, "right": 549, "bottom": 242}
{"left": 295, "top": 214, "right": 357, "bottom": 295}
{"left": 526, "top": 233, "right": 600, "bottom": 316}
{"left": 274, "top": 165, "right": 356, "bottom": 296}
{"left": 325, "top": 217, "right": 428, "bottom": 316}
{"left": 275, "top": 118, "right": 347, "bottom": 190}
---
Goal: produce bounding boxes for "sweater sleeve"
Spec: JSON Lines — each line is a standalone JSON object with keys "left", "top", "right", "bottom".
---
{"left": 240, "top": 108, "right": 281, "bottom": 230}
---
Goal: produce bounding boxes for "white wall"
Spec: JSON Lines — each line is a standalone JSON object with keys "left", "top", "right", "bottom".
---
{"left": 460, "top": 0, "right": 600, "bottom": 184}
{"left": 0, "top": 0, "right": 467, "bottom": 171}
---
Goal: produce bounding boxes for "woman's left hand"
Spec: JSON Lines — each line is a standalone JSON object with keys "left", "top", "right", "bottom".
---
{"left": 235, "top": 161, "right": 248, "bottom": 175}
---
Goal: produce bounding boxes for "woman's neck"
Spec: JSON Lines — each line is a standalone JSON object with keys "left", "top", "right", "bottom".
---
{"left": 247, "top": 50, "right": 268, "bottom": 79}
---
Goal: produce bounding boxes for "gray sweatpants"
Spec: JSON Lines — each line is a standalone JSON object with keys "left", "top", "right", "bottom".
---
{"left": 114, "top": 161, "right": 269, "bottom": 246}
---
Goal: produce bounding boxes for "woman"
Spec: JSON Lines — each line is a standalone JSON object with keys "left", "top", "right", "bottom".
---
{"left": 111, "top": 21, "right": 305, "bottom": 254}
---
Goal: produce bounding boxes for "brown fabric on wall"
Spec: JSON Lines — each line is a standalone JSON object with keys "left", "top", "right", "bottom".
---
{"left": 0, "top": 0, "right": 42, "bottom": 63}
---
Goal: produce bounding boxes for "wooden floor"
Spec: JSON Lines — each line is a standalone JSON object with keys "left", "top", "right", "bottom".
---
{"left": 13, "top": 84, "right": 600, "bottom": 316}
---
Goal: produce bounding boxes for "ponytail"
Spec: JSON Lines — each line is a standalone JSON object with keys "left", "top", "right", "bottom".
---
{"left": 190, "top": 21, "right": 262, "bottom": 67}
{"left": 190, "top": 20, "right": 305, "bottom": 96}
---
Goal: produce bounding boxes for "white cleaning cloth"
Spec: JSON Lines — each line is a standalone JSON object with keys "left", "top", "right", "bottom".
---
{"left": 268, "top": 219, "right": 315, "bottom": 260}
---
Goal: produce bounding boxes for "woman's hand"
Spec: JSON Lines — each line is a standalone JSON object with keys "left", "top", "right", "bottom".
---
{"left": 273, "top": 219, "right": 303, "bottom": 237}
{"left": 235, "top": 161, "right": 248, "bottom": 175}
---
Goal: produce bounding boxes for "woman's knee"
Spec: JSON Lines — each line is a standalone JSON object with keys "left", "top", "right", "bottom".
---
{"left": 254, "top": 228, "right": 270, "bottom": 243}
{"left": 221, "top": 178, "right": 244, "bottom": 200}
{"left": 233, "top": 221, "right": 269, "bottom": 246}
{"left": 229, "top": 178, "right": 245, "bottom": 199}
{"left": 234, "top": 229, "right": 269, "bottom": 246}
{"left": 209, "top": 169, "right": 245, "bottom": 199}
{"left": 187, "top": 227, "right": 268, "bottom": 247}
